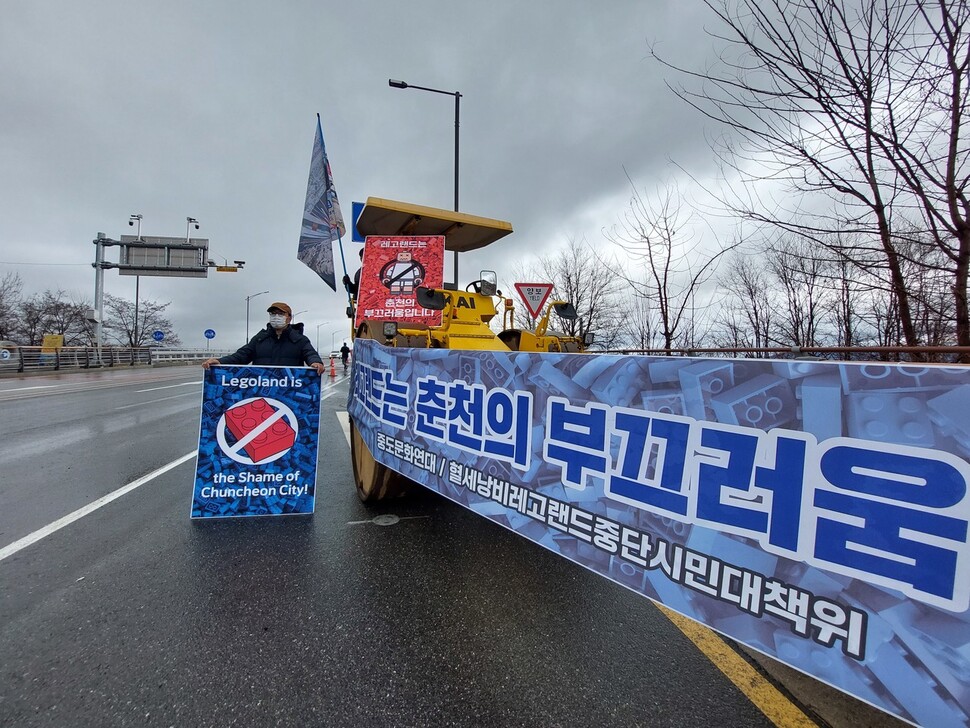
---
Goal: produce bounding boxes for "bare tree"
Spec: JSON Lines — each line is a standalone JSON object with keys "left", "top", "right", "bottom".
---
{"left": 0, "top": 272, "right": 23, "bottom": 340}
{"left": 716, "top": 252, "right": 774, "bottom": 348}
{"left": 605, "top": 180, "right": 739, "bottom": 352}
{"left": 503, "top": 238, "right": 624, "bottom": 349}
{"left": 14, "top": 290, "right": 89, "bottom": 345}
{"left": 623, "top": 292, "right": 663, "bottom": 350}
{"left": 829, "top": 254, "right": 866, "bottom": 348}
{"left": 767, "top": 238, "right": 831, "bottom": 347}
{"left": 845, "top": 231, "right": 958, "bottom": 349}
{"left": 0, "top": 283, "right": 184, "bottom": 348}
{"left": 659, "top": 0, "right": 970, "bottom": 356}
{"left": 102, "top": 293, "right": 182, "bottom": 347}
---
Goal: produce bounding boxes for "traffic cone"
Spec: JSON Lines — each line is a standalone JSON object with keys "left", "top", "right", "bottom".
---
{"left": 329, "top": 356, "right": 336, "bottom": 377}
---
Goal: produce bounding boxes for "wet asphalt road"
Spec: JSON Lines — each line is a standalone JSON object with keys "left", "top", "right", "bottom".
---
{"left": 0, "top": 366, "right": 781, "bottom": 727}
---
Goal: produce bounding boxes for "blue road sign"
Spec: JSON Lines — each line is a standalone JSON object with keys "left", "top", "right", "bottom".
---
{"left": 152, "top": 330, "right": 164, "bottom": 342}
{"left": 352, "top": 201, "right": 364, "bottom": 242}
{"left": 204, "top": 329, "right": 216, "bottom": 339}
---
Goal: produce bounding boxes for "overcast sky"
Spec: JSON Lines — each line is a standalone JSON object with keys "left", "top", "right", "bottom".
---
{"left": 0, "top": 1, "right": 720, "bottom": 351}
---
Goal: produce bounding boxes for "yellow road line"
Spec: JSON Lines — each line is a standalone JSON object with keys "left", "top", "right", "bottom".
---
{"left": 657, "top": 604, "right": 818, "bottom": 727}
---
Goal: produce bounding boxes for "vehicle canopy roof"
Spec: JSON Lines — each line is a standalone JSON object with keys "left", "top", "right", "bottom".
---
{"left": 356, "top": 197, "right": 513, "bottom": 252}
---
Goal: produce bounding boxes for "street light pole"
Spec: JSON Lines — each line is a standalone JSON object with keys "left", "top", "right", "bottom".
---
{"left": 245, "top": 290, "right": 270, "bottom": 340}
{"left": 389, "top": 79, "right": 461, "bottom": 287}
{"left": 128, "top": 214, "right": 143, "bottom": 347}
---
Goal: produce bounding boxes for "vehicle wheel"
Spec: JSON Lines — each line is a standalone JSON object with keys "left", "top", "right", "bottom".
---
{"left": 349, "top": 419, "right": 410, "bottom": 502}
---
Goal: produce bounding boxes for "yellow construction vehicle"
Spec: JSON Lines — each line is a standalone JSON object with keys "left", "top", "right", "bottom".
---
{"left": 497, "top": 298, "right": 592, "bottom": 353}
{"left": 347, "top": 197, "right": 589, "bottom": 502}
{"left": 355, "top": 272, "right": 508, "bottom": 352}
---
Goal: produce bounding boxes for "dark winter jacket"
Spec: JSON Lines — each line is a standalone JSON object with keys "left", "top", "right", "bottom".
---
{"left": 218, "top": 322, "right": 324, "bottom": 367}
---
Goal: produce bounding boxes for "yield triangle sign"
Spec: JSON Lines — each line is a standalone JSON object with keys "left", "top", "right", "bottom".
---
{"left": 514, "top": 282, "right": 554, "bottom": 318}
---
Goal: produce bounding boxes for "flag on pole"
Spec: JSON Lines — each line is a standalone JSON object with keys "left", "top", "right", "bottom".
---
{"left": 298, "top": 115, "right": 346, "bottom": 291}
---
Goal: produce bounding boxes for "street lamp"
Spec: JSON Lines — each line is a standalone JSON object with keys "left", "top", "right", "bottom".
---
{"left": 315, "top": 322, "right": 325, "bottom": 350}
{"left": 128, "top": 214, "right": 143, "bottom": 347}
{"left": 245, "top": 290, "right": 270, "bottom": 339}
{"left": 315, "top": 321, "right": 333, "bottom": 350}
{"left": 186, "top": 216, "right": 199, "bottom": 243}
{"left": 389, "top": 78, "right": 461, "bottom": 287}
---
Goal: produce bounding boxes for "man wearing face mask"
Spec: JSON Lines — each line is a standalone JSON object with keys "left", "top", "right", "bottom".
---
{"left": 202, "top": 302, "right": 326, "bottom": 374}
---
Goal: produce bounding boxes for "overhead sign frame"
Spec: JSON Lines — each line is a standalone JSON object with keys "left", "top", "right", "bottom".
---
{"left": 119, "top": 235, "right": 209, "bottom": 278}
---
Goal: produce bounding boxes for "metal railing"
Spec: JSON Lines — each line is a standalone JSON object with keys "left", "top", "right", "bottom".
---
{"left": 0, "top": 346, "right": 232, "bottom": 374}
{"left": 5, "top": 342, "right": 970, "bottom": 375}
{"left": 150, "top": 348, "right": 232, "bottom": 365}
{"left": 604, "top": 345, "right": 970, "bottom": 363}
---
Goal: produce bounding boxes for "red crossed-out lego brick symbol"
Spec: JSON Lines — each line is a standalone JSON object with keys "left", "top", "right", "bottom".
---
{"left": 224, "top": 398, "right": 296, "bottom": 462}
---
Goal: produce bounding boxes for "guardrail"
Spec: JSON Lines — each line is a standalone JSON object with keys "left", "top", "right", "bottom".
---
{"left": 0, "top": 346, "right": 233, "bottom": 374}
{"left": 603, "top": 346, "right": 970, "bottom": 364}
{"left": 149, "top": 348, "right": 232, "bottom": 365}
{"left": 604, "top": 345, "right": 970, "bottom": 363}
{"left": 5, "top": 342, "right": 970, "bottom": 375}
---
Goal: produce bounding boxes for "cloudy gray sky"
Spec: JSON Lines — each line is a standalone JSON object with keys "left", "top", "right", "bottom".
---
{"left": 0, "top": 0, "right": 718, "bottom": 351}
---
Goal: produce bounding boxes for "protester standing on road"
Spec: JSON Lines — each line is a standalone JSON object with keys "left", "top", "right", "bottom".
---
{"left": 202, "top": 302, "right": 326, "bottom": 374}
{"left": 339, "top": 341, "right": 351, "bottom": 370}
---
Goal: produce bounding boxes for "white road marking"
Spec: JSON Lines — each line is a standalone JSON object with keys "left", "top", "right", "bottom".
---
{"left": 114, "top": 391, "right": 200, "bottom": 410}
{"left": 0, "top": 374, "right": 200, "bottom": 401}
{"left": 136, "top": 382, "right": 201, "bottom": 393}
{"left": 320, "top": 374, "right": 351, "bottom": 400}
{"left": 3, "top": 383, "right": 352, "bottom": 561}
{"left": 121, "top": 372, "right": 344, "bottom": 409}
{"left": 0, "top": 451, "right": 197, "bottom": 563}
{"left": 336, "top": 411, "right": 351, "bottom": 446}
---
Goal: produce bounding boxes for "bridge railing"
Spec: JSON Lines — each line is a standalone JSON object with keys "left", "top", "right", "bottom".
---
{"left": 4, "top": 343, "right": 970, "bottom": 375}
{"left": 603, "top": 345, "right": 970, "bottom": 363}
{"left": 0, "top": 346, "right": 233, "bottom": 374}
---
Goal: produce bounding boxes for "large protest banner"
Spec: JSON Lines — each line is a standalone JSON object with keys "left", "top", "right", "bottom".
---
{"left": 192, "top": 365, "right": 321, "bottom": 518}
{"left": 348, "top": 339, "right": 970, "bottom": 727}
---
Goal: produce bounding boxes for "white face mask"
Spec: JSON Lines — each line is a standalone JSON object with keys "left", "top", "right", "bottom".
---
{"left": 269, "top": 314, "right": 287, "bottom": 329}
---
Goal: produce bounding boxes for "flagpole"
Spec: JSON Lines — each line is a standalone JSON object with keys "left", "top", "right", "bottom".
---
{"left": 299, "top": 113, "right": 351, "bottom": 330}
{"left": 317, "top": 114, "right": 355, "bottom": 325}
{"left": 336, "top": 230, "right": 354, "bottom": 324}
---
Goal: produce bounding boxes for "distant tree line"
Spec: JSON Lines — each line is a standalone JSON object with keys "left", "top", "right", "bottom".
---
{"left": 0, "top": 272, "right": 181, "bottom": 347}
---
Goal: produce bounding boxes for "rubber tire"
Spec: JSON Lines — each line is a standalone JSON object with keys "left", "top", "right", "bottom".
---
{"left": 350, "top": 419, "right": 410, "bottom": 502}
